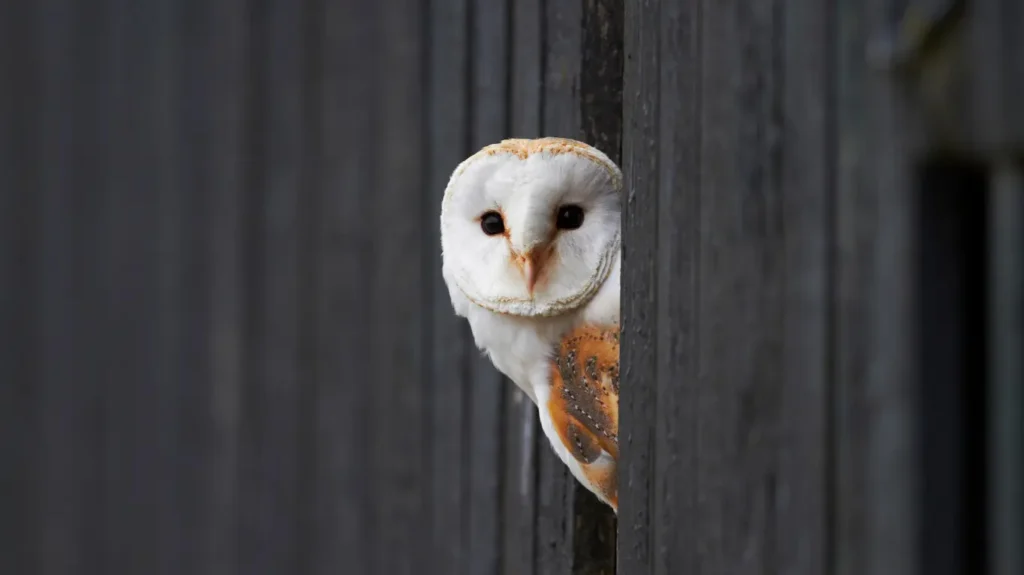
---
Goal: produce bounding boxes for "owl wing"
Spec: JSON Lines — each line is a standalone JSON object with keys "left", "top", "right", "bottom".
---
{"left": 546, "top": 323, "right": 619, "bottom": 509}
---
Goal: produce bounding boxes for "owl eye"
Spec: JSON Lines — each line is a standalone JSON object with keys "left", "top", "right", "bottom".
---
{"left": 556, "top": 205, "right": 585, "bottom": 230}
{"left": 480, "top": 211, "right": 505, "bottom": 236}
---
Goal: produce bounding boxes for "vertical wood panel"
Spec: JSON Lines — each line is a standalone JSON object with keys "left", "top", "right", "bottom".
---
{"left": 697, "top": 0, "right": 786, "bottom": 572}
{"left": 427, "top": 0, "right": 471, "bottom": 572}
{"left": 236, "top": 0, "right": 306, "bottom": 570}
{"left": 307, "top": 0, "right": 371, "bottom": 572}
{"left": 0, "top": 1, "right": 39, "bottom": 573}
{"left": 970, "top": 0, "right": 1024, "bottom": 150}
{"left": 988, "top": 164, "right": 1024, "bottom": 575}
{"left": 107, "top": 0, "right": 186, "bottom": 564}
{"left": 834, "top": 0, "right": 919, "bottom": 573}
{"left": 101, "top": 0, "right": 184, "bottom": 570}
{"left": 653, "top": 0, "right": 702, "bottom": 572}
{"left": 177, "top": 1, "right": 247, "bottom": 573}
{"left": 619, "top": 0, "right": 660, "bottom": 571}
{"left": 36, "top": 0, "right": 108, "bottom": 571}
{"left": 779, "top": 0, "right": 832, "bottom": 572}
{"left": 371, "top": 0, "right": 428, "bottom": 571}
{"left": 623, "top": 1, "right": 833, "bottom": 573}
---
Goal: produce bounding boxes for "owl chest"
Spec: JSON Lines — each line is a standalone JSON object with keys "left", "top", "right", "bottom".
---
{"left": 465, "top": 310, "right": 572, "bottom": 405}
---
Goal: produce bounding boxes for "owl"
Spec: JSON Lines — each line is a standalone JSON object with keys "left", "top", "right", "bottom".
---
{"left": 440, "top": 137, "right": 621, "bottom": 512}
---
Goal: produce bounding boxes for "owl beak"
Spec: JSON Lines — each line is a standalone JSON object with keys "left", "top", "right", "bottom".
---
{"left": 522, "top": 245, "right": 552, "bottom": 295}
{"left": 524, "top": 258, "right": 540, "bottom": 294}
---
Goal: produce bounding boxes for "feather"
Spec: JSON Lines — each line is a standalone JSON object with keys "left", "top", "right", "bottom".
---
{"left": 546, "top": 323, "right": 619, "bottom": 510}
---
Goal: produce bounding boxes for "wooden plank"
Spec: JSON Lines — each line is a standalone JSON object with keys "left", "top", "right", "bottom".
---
{"left": 631, "top": 0, "right": 704, "bottom": 571}
{"left": 370, "top": 0, "right": 428, "bottom": 571}
{"left": 988, "top": 164, "right": 1024, "bottom": 575}
{"left": 834, "top": 0, "right": 920, "bottom": 572}
{"left": 510, "top": 0, "right": 542, "bottom": 139}
{"left": 542, "top": 0, "right": 582, "bottom": 138}
{"left": 778, "top": 0, "right": 832, "bottom": 572}
{"left": 0, "top": 2, "right": 39, "bottom": 573}
{"left": 465, "top": 0, "right": 509, "bottom": 572}
{"left": 652, "top": 0, "right": 702, "bottom": 573}
{"left": 695, "top": 0, "right": 787, "bottom": 572}
{"left": 305, "top": 0, "right": 372, "bottom": 572}
{"left": 580, "top": 0, "right": 624, "bottom": 166}
{"left": 234, "top": 0, "right": 306, "bottom": 571}
{"left": 501, "top": 388, "right": 539, "bottom": 575}
{"left": 502, "top": 0, "right": 542, "bottom": 572}
{"left": 100, "top": 0, "right": 186, "bottom": 571}
{"left": 34, "top": 1, "right": 110, "bottom": 572}
{"left": 426, "top": 0, "right": 471, "bottom": 571}
{"left": 174, "top": 0, "right": 248, "bottom": 572}
{"left": 618, "top": 0, "right": 660, "bottom": 572}
{"left": 969, "top": 0, "right": 1024, "bottom": 151}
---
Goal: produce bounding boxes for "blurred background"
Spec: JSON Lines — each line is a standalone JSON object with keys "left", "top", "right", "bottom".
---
{"left": 0, "top": 0, "right": 1020, "bottom": 574}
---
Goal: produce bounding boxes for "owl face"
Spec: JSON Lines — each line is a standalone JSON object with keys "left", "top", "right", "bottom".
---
{"left": 441, "top": 138, "right": 621, "bottom": 318}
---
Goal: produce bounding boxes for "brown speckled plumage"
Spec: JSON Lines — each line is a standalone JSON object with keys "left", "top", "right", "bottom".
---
{"left": 547, "top": 323, "right": 619, "bottom": 507}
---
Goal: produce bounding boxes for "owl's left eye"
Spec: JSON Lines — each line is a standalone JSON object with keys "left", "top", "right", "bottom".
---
{"left": 480, "top": 211, "right": 505, "bottom": 235}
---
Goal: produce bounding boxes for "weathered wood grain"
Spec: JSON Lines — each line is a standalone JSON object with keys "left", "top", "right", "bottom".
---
{"left": 834, "top": 0, "right": 920, "bottom": 573}
{"left": 618, "top": 0, "right": 660, "bottom": 572}
{"left": 104, "top": 0, "right": 188, "bottom": 569}
{"left": 426, "top": 0, "right": 472, "bottom": 572}
{"left": 306, "top": 0, "right": 374, "bottom": 572}
{"left": 779, "top": 0, "right": 832, "bottom": 572}
{"left": 35, "top": 1, "right": 110, "bottom": 572}
{"left": 988, "top": 164, "right": 1024, "bottom": 575}
{"left": 0, "top": 2, "right": 39, "bottom": 573}
{"left": 652, "top": 0, "right": 704, "bottom": 571}
{"left": 371, "top": 0, "right": 429, "bottom": 572}
{"left": 697, "top": 0, "right": 787, "bottom": 572}
{"left": 969, "top": 0, "right": 1024, "bottom": 151}
{"left": 235, "top": 0, "right": 307, "bottom": 571}
{"left": 177, "top": 1, "right": 248, "bottom": 573}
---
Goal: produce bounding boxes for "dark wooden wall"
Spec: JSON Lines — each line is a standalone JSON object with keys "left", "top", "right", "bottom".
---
{"left": 0, "top": 0, "right": 619, "bottom": 574}
{"left": 618, "top": 1, "right": 1023, "bottom": 575}
{"left": 1, "top": 0, "right": 1020, "bottom": 574}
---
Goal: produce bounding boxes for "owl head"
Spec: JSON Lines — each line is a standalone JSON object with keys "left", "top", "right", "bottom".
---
{"left": 440, "top": 138, "right": 622, "bottom": 318}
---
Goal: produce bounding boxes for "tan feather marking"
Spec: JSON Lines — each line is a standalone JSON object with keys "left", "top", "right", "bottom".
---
{"left": 547, "top": 323, "right": 619, "bottom": 505}
{"left": 454, "top": 137, "right": 622, "bottom": 190}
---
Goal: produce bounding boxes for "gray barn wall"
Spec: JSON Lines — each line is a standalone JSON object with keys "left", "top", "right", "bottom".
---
{"left": 618, "top": 0, "right": 1022, "bottom": 574}
{"left": 1, "top": 0, "right": 1020, "bottom": 574}
{"left": 0, "top": 0, "right": 617, "bottom": 573}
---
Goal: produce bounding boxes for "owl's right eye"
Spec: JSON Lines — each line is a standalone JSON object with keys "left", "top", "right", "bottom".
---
{"left": 480, "top": 211, "right": 505, "bottom": 236}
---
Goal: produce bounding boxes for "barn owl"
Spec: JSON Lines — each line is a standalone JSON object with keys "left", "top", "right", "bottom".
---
{"left": 440, "top": 137, "right": 620, "bottom": 512}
